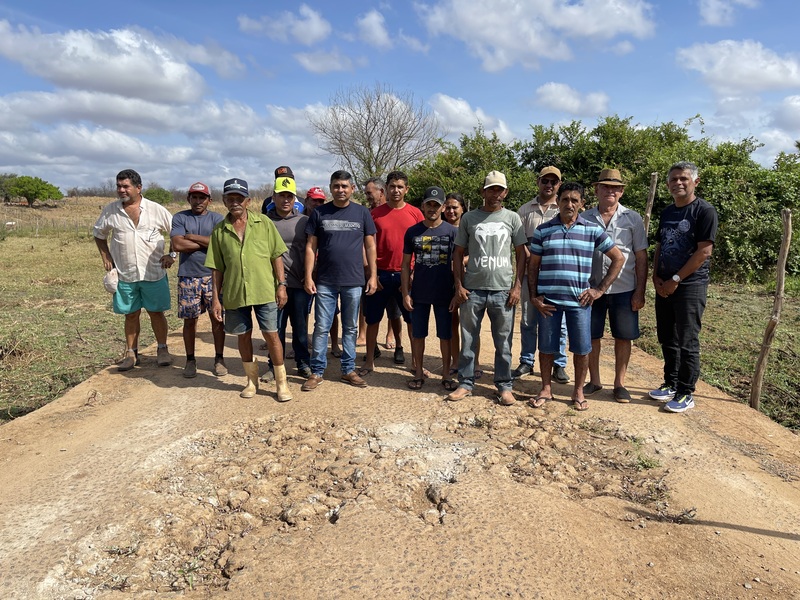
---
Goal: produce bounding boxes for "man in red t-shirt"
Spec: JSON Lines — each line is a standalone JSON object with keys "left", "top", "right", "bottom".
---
{"left": 358, "top": 171, "right": 423, "bottom": 377}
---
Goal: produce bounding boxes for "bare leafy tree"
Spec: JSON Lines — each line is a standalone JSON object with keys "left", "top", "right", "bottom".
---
{"left": 308, "top": 83, "right": 445, "bottom": 185}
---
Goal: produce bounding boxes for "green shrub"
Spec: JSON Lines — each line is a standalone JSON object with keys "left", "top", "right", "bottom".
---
{"left": 144, "top": 186, "right": 172, "bottom": 205}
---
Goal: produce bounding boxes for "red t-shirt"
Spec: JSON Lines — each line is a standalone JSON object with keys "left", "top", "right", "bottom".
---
{"left": 371, "top": 202, "right": 423, "bottom": 272}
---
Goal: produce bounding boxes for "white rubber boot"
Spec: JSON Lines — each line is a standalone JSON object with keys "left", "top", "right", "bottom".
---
{"left": 241, "top": 359, "right": 259, "bottom": 398}
{"left": 274, "top": 364, "right": 292, "bottom": 402}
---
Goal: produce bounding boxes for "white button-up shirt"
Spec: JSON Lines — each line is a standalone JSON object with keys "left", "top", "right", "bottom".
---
{"left": 93, "top": 197, "right": 173, "bottom": 283}
{"left": 583, "top": 203, "right": 648, "bottom": 294}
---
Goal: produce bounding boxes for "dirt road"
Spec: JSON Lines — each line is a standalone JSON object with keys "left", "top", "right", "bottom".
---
{"left": 1, "top": 321, "right": 799, "bottom": 599}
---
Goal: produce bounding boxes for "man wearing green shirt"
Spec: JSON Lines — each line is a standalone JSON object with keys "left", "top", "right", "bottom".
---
{"left": 205, "top": 178, "right": 291, "bottom": 401}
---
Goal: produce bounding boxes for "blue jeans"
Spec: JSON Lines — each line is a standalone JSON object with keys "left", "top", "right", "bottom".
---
{"left": 519, "top": 279, "right": 567, "bottom": 367}
{"left": 310, "top": 284, "right": 361, "bottom": 376}
{"left": 458, "top": 289, "right": 515, "bottom": 392}
{"left": 655, "top": 283, "right": 707, "bottom": 395}
{"left": 272, "top": 287, "right": 311, "bottom": 371}
{"left": 539, "top": 305, "right": 592, "bottom": 356}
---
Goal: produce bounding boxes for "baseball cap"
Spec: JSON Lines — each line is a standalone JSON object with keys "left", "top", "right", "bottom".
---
{"left": 223, "top": 178, "right": 249, "bottom": 197}
{"left": 274, "top": 176, "right": 297, "bottom": 196}
{"left": 306, "top": 186, "right": 326, "bottom": 200}
{"left": 187, "top": 182, "right": 210, "bottom": 197}
{"left": 422, "top": 186, "right": 446, "bottom": 205}
{"left": 274, "top": 166, "right": 294, "bottom": 179}
{"left": 483, "top": 170, "right": 507, "bottom": 189}
{"left": 539, "top": 166, "right": 562, "bottom": 180}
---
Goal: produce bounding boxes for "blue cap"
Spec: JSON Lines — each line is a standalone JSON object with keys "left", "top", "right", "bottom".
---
{"left": 223, "top": 178, "right": 248, "bottom": 197}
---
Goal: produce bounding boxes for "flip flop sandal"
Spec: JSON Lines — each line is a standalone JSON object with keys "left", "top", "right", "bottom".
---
{"left": 572, "top": 398, "right": 589, "bottom": 411}
{"left": 474, "top": 369, "right": 484, "bottom": 380}
{"left": 441, "top": 379, "right": 458, "bottom": 391}
{"left": 407, "top": 377, "right": 425, "bottom": 390}
{"left": 529, "top": 395, "right": 550, "bottom": 408}
{"left": 356, "top": 367, "right": 373, "bottom": 377}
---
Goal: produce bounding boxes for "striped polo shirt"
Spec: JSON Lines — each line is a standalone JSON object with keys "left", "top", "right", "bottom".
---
{"left": 530, "top": 214, "right": 614, "bottom": 308}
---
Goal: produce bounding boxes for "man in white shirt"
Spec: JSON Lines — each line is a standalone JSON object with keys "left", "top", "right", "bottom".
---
{"left": 94, "top": 169, "right": 175, "bottom": 371}
{"left": 582, "top": 168, "right": 648, "bottom": 403}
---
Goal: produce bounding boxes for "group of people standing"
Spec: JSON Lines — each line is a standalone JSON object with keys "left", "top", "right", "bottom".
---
{"left": 94, "top": 159, "right": 717, "bottom": 414}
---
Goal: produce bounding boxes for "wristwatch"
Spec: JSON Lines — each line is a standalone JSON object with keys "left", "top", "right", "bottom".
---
{"left": 277, "top": 281, "right": 288, "bottom": 287}
{"left": 671, "top": 274, "right": 681, "bottom": 283}
{"left": 168, "top": 252, "right": 177, "bottom": 259}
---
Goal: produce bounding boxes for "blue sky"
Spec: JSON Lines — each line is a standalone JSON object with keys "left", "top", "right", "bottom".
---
{"left": 1, "top": 0, "right": 799, "bottom": 193}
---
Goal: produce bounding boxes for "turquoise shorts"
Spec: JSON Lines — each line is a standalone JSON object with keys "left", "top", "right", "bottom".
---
{"left": 113, "top": 276, "right": 171, "bottom": 315}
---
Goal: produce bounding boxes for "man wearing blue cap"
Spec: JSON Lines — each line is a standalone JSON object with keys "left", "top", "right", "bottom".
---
{"left": 205, "top": 178, "right": 292, "bottom": 402}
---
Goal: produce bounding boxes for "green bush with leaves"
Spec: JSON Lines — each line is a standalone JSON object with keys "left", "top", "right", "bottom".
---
{"left": 143, "top": 186, "right": 173, "bottom": 205}
{"left": 414, "top": 117, "right": 800, "bottom": 280}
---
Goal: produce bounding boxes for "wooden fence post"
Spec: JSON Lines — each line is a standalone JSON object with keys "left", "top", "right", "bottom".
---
{"left": 750, "top": 208, "right": 792, "bottom": 410}
{"left": 643, "top": 172, "right": 658, "bottom": 234}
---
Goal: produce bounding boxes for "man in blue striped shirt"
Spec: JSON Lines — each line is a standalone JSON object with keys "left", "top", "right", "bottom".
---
{"left": 527, "top": 182, "right": 624, "bottom": 411}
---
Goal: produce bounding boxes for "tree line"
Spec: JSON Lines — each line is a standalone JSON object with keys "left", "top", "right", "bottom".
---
{"left": 404, "top": 118, "right": 800, "bottom": 281}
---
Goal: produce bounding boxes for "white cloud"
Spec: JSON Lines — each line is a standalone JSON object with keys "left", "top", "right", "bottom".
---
{"left": 357, "top": 10, "right": 392, "bottom": 49}
{"left": 399, "top": 31, "right": 429, "bottom": 53}
{"left": 294, "top": 48, "right": 356, "bottom": 73}
{"left": 611, "top": 41, "right": 635, "bottom": 55}
{"left": 535, "top": 83, "right": 609, "bottom": 116}
{"left": 429, "top": 93, "right": 515, "bottom": 142}
{"left": 0, "top": 90, "right": 263, "bottom": 137}
{"left": 771, "top": 96, "right": 800, "bottom": 131}
{"left": 237, "top": 4, "right": 331, "bottom": 45}
{"left": 136, "top": 29, "right": 245, "bottom": 79}
{"left": 417, "top": 0, "right": 654, "bottom": 71}
{"left": 751, "top": 128, "right": 797, "bottom": 167}
{"left": 699, "top": 0, "right": 759, "bottom": 26}
{"left": 0, "top": 21, "right": 209, "bottom": 103}
{"left": 678, "top": 40, "right": 800, "bottom": 95}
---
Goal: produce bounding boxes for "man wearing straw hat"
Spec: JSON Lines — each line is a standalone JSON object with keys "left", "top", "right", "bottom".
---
{"left": 582, "top": 168, "right": 648, "bottom": 403}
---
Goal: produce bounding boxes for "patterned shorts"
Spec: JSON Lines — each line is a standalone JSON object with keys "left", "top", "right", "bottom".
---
{"left": 177, "top": 275, "right": 214, "bottom": 319}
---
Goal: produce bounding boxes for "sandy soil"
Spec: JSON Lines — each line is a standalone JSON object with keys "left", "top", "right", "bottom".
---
{"left": 1, "top": 318, "right": 799, "bottom": 600}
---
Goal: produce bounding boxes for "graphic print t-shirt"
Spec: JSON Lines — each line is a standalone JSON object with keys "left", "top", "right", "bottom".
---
{"left": 305, "top": 201, "right": 376, "bottom": 287}
{"left": 455, "top": 208, "right": 527, "bottom": 291}
{"left": 656, "top": 198, "right": 718, "bottom": 285}
{"left": 403, "top": 221, "right": 457, "bottom": 305}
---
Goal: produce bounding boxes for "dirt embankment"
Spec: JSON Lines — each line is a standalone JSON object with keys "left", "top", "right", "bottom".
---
{"left": 1, "top": 322, "right": 799, "bottom": 599}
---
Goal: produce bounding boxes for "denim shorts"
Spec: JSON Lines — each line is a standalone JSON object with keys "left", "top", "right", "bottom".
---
{"left": 177, "top": 275, "right": 214, "bottom": 319}
{"left": 113, "top": 276, "right": 171, "bottom": 315}
{"left": 411, "top": 302, "right": 453, "bottom": 340}
{"left": 224, "top": 303, "right": 278, "bottom": 335}
{"left": 539, "top": 304, "right": 592, "bottom": 356}
{"left": 590, "top": 290, "right": 640, "bottom": 340}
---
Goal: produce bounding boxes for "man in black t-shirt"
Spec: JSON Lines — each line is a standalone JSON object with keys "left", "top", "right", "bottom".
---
{"left": 649, "top": 161, "right": 718, "bottom": 413}
{"left": 401, "top": 186, "right": 458, "bottom": 391}
{"left": 302, "top": 170, "right": 377, "bottom": 391}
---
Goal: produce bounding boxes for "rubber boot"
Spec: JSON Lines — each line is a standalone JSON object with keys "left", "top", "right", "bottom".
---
{"left": 241, "top": 359, "right": 259, "bottom": 398}
{"left": 274, "top": 364, "right": 292, "bottom": 402}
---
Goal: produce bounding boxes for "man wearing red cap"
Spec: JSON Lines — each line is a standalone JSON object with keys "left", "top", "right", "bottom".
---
{"left": 170, "top": 182, "right": 227, "bottom": 378}
{"left": 304, "top": 186, "right": 327, "bottom": 215}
